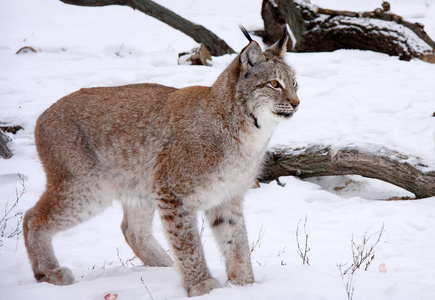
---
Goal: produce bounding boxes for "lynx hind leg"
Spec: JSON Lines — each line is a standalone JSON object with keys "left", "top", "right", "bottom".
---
{"left": 205, "top": 198, "right": 254, "bottom": 285}
{"left": 156, "top": 190, "right": 220, "bottom": 296}
{"left": 24, "top": 183, "right": 107, "bottom": 285}
{"left": 24, "top": 111, "right": 112, "bottom": 285}
{"left": 121, "top": 203, "right": 173, "bottom": 267}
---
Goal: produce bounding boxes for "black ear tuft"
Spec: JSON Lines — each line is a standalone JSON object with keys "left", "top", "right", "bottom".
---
{"left": 264, "top": 25, "right": 289, "bottom": 59}
{"left": 239, "top": 24, "right": 253, "bottom": 43}
{"left": 278, "top": 25, "right": 288, "bottom": 48}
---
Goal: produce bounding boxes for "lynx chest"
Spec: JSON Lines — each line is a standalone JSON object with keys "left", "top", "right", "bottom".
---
{"left": 193, "top": 116, "right": 278, "bottom": 210}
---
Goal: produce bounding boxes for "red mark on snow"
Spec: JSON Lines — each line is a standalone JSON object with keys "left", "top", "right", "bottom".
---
{"left": 104, "top": 294, "right": 118, "bottom": 300}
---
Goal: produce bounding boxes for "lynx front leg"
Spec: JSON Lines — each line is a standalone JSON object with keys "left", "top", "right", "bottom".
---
{"left": 121, "top": 203, "right": 173, "bottom": 267}
{"left": 156, "top": 191, "right": 220, "bottom": 297}
{"left": 205, "top": 197, "right": 254, "bottom": 285}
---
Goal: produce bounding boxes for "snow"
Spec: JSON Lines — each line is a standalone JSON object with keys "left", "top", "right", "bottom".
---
{"left": 1, "top": 0, "right": 435, "bottom": 299}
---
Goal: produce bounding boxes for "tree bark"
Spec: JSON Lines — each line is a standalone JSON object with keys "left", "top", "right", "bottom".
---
{"left": 59, "top": 0, "right": 235, "bottom": 56}
{"left": 261, "top": 0, "right": 435, "bottom": 61}
{"left": 259, "top": 144, "right": 435, "bottom": 199}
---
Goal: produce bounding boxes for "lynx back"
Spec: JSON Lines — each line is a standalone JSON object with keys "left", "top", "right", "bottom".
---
{"left": 24, "top": 27, "right": 299, "bottom": 297}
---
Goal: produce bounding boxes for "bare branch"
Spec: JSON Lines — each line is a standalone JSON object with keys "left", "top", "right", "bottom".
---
{"left": 337, "top": 224, "right": 384, "bottom": 300}
{"left": 296, "top": 215, "right": 310, "bottom": 266}
{"left": 140, "top": 276, "right": 155, "bottom": 300}
{"left": 250, "top": 224, "right": 265, "bottom": 253}
{"left": 337, "top": 263, "right": 355, "bottom": 300}
{"left": 0, "top": 174, "right": 25, "bottom": 240}
{"left": 340, "top": 224, "right": 385, "bottom": 276}
{"left": 116, "top": 247, "right": 136, "bottom": 267}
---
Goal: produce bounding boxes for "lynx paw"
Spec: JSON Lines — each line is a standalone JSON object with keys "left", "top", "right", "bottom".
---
{"left": 187, "top": 278, "right": 221, "bottom": 297}
{"left": 39, "top": 267, "right": 75, "bottom": 286}
{"left": 228, "top": 268, "right": 254, "bottom": 285}
{"left": 228, "top": 276, "right": 254, "bottom": 286}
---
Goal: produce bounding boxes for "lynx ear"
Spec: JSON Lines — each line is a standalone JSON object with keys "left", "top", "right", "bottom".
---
{"left": 264, "top": 26, "right": 289, "bottom": 59}
{"left": 239, "top": 41, "right": 266, "bottom": 73}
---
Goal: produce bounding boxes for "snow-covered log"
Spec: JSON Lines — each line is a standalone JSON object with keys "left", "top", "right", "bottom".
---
{"left": 59, "top": 0, "right": 235, "bottom": 56}
{"left": 0, "top": 130, "right": 12, "bottom": 159}
{"left": 261, "top": 0, "right": 435, "bottom": 61}
{"left": 259, "top": 144, "right": 435, "bottom": 199}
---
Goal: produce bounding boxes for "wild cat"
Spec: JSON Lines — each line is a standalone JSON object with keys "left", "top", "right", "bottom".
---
{"left": 23, "top": 26, "right": 299, "bottom": 297}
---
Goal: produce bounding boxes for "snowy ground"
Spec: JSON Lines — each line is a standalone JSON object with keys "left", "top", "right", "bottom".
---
{"left": 1, "top": 0, "right": 435, "bottom": 299}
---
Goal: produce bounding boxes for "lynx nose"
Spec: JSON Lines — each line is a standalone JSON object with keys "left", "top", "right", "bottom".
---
{"left": 289, "top": 97, "right": 300, "bottom": 110}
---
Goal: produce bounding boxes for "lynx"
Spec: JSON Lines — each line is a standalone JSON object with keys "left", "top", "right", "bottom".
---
{"left": 23, "top": 27, "right": 299, "bottom": 297}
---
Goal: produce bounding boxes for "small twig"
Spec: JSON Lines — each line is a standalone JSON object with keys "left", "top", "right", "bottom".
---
{"left": 0, "top": 174, "right": 25, "bottom": 246}
{"left": 278, "top": 247, "right": 287, "bottom": 266}
{"left": 140, "top": 276, "right": 155, "bottom": 300}
{"left": 337, "top": 263, "right": 355, "bottom": 300}
{"left": 115, "top": 43, "right": 124, "bottom": 57}
{"left": 116, "top": 248, "right": 136, "bottom": 267}
{"left": 7, "top": 213, "right": 24, "bottom": 238}
{"left": 296, "top": 215, "right": 310, "bottom": 266}
{"left": 342, "top": 224, "right": 385, "bottom": 275}
{"left": 116, "top": 248, "right": 126, "bottom": 268}
{"left": 0, "top": 174, "right": 25, "bottom": 226}
{"left": 250, "top": 224, "right": 265, "bottom": 253}
{"left": 276, "top": 178, "right": 286, "bottom": 187}
{"left": 255, "top": 259, "right": 267, "bottom": 267}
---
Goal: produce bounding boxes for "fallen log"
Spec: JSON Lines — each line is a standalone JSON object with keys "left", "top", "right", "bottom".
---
{"left": 0, "top": 130, "right": 13, "bottom": 159}
{"left": 259, "top": 144, "right": 435, "bottom": 199}
{"left": 261, "top": 0, "right": 435, "bottom": 61}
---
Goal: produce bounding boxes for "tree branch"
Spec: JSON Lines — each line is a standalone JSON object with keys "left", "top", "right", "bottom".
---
{"left": 259, "top": 144, "right": 435, "bottom": 199}
{"left": 59, "top": 0, "right": 235, "bottom": 56}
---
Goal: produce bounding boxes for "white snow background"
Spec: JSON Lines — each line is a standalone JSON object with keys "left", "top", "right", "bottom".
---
{"left": 1, "top": 0, "right": 435, "bottom": 299}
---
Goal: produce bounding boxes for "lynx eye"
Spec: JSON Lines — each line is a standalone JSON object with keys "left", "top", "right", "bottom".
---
{"left": 269, "top": 80, "right": 281, "bottom": 89}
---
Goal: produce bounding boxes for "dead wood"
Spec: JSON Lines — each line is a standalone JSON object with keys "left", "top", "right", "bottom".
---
{"left": 178, "top": 43, "right": 212, "bottom": 66}
{"left": 259, "top": 144, "right": 435, "bottom": 199}
{"left": 261, "top": 0, "right": 435, "bottom": 61}
{"left": 0, "top": 130, "right": 12, "bottom": 159}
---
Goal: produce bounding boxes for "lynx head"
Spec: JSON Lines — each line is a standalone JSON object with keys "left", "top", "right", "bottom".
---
{"left": 235, "top": 26, "right": 299, "bottom": 128}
